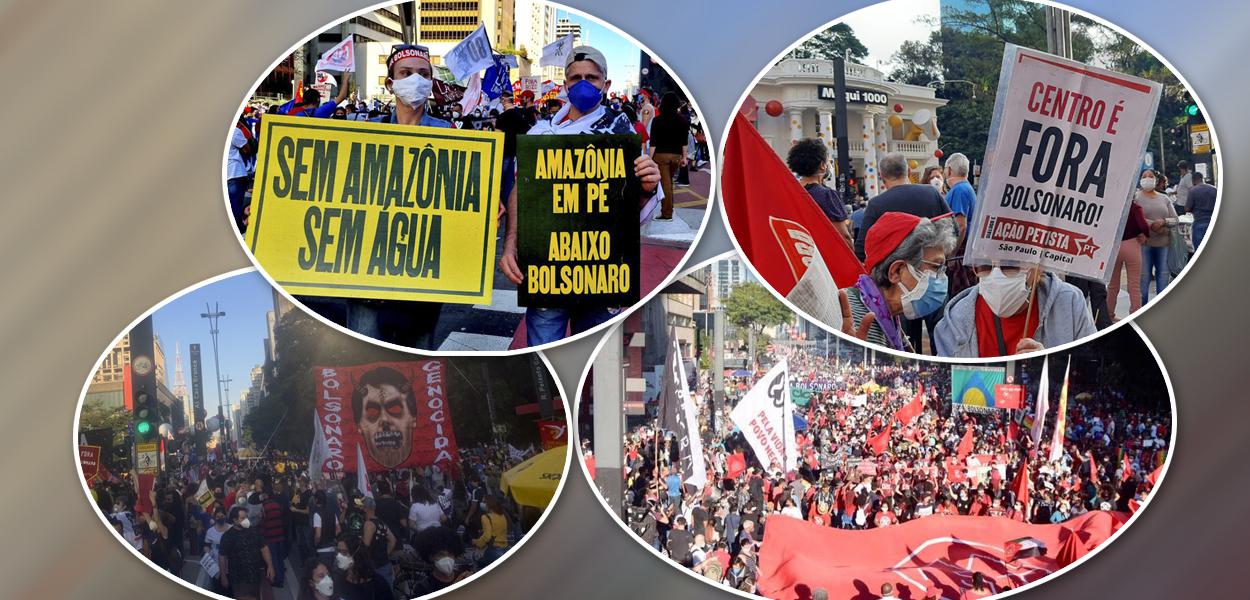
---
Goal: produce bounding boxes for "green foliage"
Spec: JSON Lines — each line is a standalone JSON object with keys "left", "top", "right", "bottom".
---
{"left": 889, "top": 32, "right": 943, "bottom": 86}
{"left": 724, "top": 283, "right": 792, "bottom": 337}
{"left": 789, "top": 23, "right": 869, "bottom": 62}
{"left": 80, "top": 402, "right": 131, "bottom": 449}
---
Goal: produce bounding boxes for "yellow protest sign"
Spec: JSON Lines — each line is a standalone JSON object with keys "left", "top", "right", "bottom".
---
{"left": 245, "top": 115, "right": 504, "bottom": 303}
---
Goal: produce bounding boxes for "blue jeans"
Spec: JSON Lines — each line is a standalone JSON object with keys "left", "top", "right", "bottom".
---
{"left": 374, "top": 562, "right": 394, "bottom": 589}
{"left": 1192, "top": 221, "right": 1209, "bottom": 251}
{"left": 227, "top": 176, "right": 251, "bottom": 234}
{"left": 525, "top": 307, "right": 618, "bottom": 346}
{"left": 1141, "top": 245, "right": 1170, "bottom": 305}
{"left": 267, "top": 540, "right": 286, "bottom": 587}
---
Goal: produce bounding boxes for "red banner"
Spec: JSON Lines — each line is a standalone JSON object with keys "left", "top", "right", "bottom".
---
{"left": 981, "top": 215, "right": 1100, "bottom": 258}
{"left": 313, "top": 361, "right": 459, "bottom": 474}
{"left": 79, "top": 445, "right": 101, "bottom": 481}
{"left": 758, "top": 512, "right": 1128, "bottom": 599}
{"left": 537, "top": 419, "right": 567, "bottom": 450}
{"left": 995, "top": 384, "right": 1025, "bottom": 410}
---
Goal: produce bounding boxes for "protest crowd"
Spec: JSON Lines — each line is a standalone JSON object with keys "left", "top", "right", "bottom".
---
{"left": 605, "top": 343, "right": 1168, "bottom": 598}
{"left": 89, "top": 439, "right": 546, "bottom": 600}
{"left": 229, "top": 34, "right": 708, "bottom": 351}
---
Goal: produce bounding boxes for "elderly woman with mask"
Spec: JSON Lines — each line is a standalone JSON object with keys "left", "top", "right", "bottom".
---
{"left": 838, "top": 212, "right": 958, "bottom": 352}
{"left": 932, "top": 263, "right": 1096, "bottom": 357}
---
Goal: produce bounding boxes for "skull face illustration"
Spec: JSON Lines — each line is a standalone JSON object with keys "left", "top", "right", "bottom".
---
{"left": 353, "top": 367, "right": 416, "bottom": 469}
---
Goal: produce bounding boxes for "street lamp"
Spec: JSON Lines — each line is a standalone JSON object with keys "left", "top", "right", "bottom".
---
{"left": 926, "top": 79, "right": 978, "bottom": 99}
{"left": 200, "top": 303, "right": 227, "bottom": 458}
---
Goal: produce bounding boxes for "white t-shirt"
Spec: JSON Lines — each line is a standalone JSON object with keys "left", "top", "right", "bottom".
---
{"left": 226, "top": 127, "right": 252, "bottom": 179}
{"left": 204, "top": 525, "right": 227, "bottom": 561}
{"left": 408, "top": 502, "right": 445, "bottom": 532}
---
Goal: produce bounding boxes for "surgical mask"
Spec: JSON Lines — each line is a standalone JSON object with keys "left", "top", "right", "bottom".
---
{"left": 434, "top": 556, "right": 457, "bottom": 575}
{"left": 978, "top": 267, "right": 1032, "bottom": 317}
{"left": 315, "top": 574, "right": 335, "bottom": 596}
{"left": 929, "top": 178, "right": 943, "bottom": 190}
{"left": 335, "top": 552, "right": 353, "bottom": 570}
{"left": 391, "top": 74, "right": 432, "bottom": 109}
{"left": 238, "top": 518, "right": 251, "bottom": 529}
{"left": 566, "top": 79, "right": 603, "bottom": 113}
{"left": 1139, "top": 177, "right": 1156, "bottom": 191}
{"left": 899, "top": 263, "right": 948, "bottom": 319}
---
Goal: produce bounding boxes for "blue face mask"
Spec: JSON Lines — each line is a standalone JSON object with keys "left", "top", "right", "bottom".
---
{"left": 900, "top": 263, "right": 948, "bottom": 319}
{"left": 567, "top": 79, "right": 603, "bottom": 113}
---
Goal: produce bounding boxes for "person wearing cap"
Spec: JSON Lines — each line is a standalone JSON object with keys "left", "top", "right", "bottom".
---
{"left": 296, "top": 44, "right": 451, "bottom": 349}
{"left": 274, "top": 71, "right": 352, "bottom": 118}
{"left": 932, "top": 262, "right": 1095, "bottom": 357}
{"left": 839, "top": 212, "right": 957, "bottom": 352}
{"left": 497, "top": 45, "right": 661, "bottom": 346}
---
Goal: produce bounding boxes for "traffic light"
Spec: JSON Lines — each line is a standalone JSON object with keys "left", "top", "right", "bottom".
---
{"left": 1184, "top": 103, "right": 1198, "bottom": 117}
{"left": 134, "top": 386, "right": 159, "bottom": 443}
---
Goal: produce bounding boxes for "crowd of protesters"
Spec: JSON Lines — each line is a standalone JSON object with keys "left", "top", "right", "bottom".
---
{"left": 89, "top": 440, "right": 542, "bottom": 599}
{"left": 609, "top": 345, "right": 1168, "bottom": 597}
{"left": 785, "top": 140, "right": 1214, "bottom": 357}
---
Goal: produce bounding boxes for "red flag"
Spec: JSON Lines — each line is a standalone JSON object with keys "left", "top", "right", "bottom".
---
{"left": 868, "top": 422, "right": 892, "bottom": 456}
{"left": 1007, "top": 420, "right": 1021, "bottom": 443}
{"left": 956, "top": 426, "right": 975, "bottom": 462}
{"left": 726, "top": 451, "right": 747, "bottom": 480}
{"left": 1088, "top": 451, "right": 1099, "bottom": 486}
{"left": 1121, "top": 454, "right": 1134, "bottom": 483}
{"left": 294, "top": 81, "right": 304, "bottom": 105}
{"left": 721, "top": 113, "right": 866, "bottom": 294}
{"left": 1011, "top": 462, "right": 1030, "bottom": 514}
{"left": 1145, "top": 463, "right": 1163, "bottom": 488}
{"left": 1054, "top": 527, "right": 1087, "bottom": 568}
{"left": 893, "top": 383, "right": 924, "bottom": 425}
{"left": 756, "top": 512, "right": 1127, "bottom": 600}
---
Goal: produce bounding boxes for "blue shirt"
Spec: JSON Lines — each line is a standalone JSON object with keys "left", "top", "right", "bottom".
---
{"left": 666, "top": 474, "right": 681, "bottom": 497}
{"left": 946, "top": 180, "right": 976, "bottom": 219}
{"left": 370, "top": 111, "right": 453, "bottom": 128}
{"left": 275, "top": 99, "right": 339, "bottom": 119}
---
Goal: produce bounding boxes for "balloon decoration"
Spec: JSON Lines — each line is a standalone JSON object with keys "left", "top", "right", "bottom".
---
{"left": 908, "top": 160, "right": 919, "bottom": 170}
{"left": 888, "top": 114, "right": 903, "bottom": 128}
{"left": 765, "top": 100, "right": 784, "bottom": 117}
{"left": 893, "top": 103, "right": 903, "bottom": 113}
{"left": 934, "top": 149, "right": 944, "bottom": 159}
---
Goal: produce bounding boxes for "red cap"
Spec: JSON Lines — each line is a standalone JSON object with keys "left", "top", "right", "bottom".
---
{"left": 864, "top": 212, "right": 923, "bottom": 272}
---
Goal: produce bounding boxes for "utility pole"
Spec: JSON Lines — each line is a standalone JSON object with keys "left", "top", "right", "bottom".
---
{"left": 201, "top": 303, "right": 227, "bottom": 458}
{"left": 221, "top": 376, "right": 233, "bottom": 453}
{"left": 1045, "top": 6, "right": 1073, "bottom": 59}
{"left": 832, "top": 57, "right": 853, "bottom": 199}
{"left": 593, "top": 325, "right": 626, "bottom": 517}
{"left": 481, "top": 361, "right": 500, "bottom": 445}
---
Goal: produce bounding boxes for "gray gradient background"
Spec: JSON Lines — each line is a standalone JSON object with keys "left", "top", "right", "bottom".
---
{"left": 3, "top": 0, "right": 1244, "bottom": 597}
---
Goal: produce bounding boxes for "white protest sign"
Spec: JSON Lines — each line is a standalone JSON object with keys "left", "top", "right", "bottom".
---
{"left": 964, "top": 44, "right": 1162, "bottom": 282}
{"left": 443, "top": 23, "right": 494, "bottom": 81}
{"left": 315, "top": 37, "right": 354, "bottom": 72}
{"left": 520, "top": 76, "right": 541, "bottom": 94}
{"left": 729, "top": 359, "right": 797, "bottom": 472}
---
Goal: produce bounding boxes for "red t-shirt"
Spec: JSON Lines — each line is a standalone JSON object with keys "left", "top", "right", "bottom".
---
{"left": 975, "top": 296, "right": 1039, "bottom": 357}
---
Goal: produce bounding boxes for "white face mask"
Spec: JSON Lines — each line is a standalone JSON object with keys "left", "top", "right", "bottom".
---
{"left": 390, "top": 74, "right": 432, "bottom": 109}
{"left": 929, "top": 178, "right": 943, "bottom": 190}
{"left": 315, "top": 574, "right": 335, "bottom": 596}
{"left": 978, "top": 267, "right": 1032, "bottom": 317}
{"left": 434, "top": 556, "right": 457, "bottom": 575}
{"left": 335, "top": 552, "right": 353, "bottom": 570}
{"left": 1139, "top": 177, "right": 1156, "bottom": 191}
{"left": 238, "top": 518, "right": 251, "bottom": 529}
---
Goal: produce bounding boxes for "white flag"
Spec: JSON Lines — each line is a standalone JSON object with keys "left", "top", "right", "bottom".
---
{"left": 730, "top": 359, "right": 797, "bottom": 472}
{"left": 540, "top": 34, "right": 575, "bottom": 68}
{"left": 355, "top": 442, "right": 372, "bottom": 499}
{"left": 1048, "top": 357, "right": 1072, "bottom": 463}
{"left": 1030, "top": 357, "right": 1050, "bottom": 449}
{"left": 460, "top": 72, "right": 483, "bottom": 114}
{"left": 674, "top": 338, "right": 708, "bottom": 490}
{"left": 308, "top": 411, "right": 330, "bottom": 482}
{"left": 443, "top": 23, "right": 494, "bottom": 81}
{"left": 314, "top": 37, "right": 355, "bottom": 72}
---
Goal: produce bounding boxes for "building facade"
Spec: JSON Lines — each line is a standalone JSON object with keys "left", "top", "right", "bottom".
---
{"left": 514, "top": 0, "right": 559, "bottom": 82}
{"left": 749, "top": 58, "right": 948, "bottom": 198}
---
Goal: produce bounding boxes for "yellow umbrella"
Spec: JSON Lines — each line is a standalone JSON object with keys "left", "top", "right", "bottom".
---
{"left": 500, "top": 445, "right": 567, "bottom": 508}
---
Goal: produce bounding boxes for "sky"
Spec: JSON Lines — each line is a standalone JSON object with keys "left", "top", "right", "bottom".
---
{"left": 839, "top": 0, "right": 941, "bottom": 74}
{"left": 150, "top": 272, "right": 275, "bottom": 416}
{"left": 557, "top": 10, "right": 641, "bottom": 91}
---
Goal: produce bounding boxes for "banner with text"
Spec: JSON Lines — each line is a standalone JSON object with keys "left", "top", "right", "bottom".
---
{"left": 515, "top": 134, "right": 641, "bottom": 307}
{"left": 964, "top": 44, "right": 1162, "bottom": 281}
{"left": 246, "top": 115, "right": 503, "bottom": 303}
{"left": 313, "top": 360, "right": 459, "bottom": 475}
{"left": 951, "top": 365, "right": 1007, "bottom": 410}
{"left": 730, "top": 359, "right": 798, "bottom": 472}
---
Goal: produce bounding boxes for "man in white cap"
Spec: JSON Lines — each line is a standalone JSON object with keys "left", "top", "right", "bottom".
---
{"left": 498, "top": 45, "right": 661, "bottom": 346}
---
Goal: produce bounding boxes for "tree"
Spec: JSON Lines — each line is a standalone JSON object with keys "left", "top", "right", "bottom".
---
{"left": 789, "top": 23, "right": 869, "bottom": 62}
{"left": 80, "top": 402, "right": 131, "bottom": 451}
{"left": 724, "top": 283, "right": 793, "bottom": 363}
{"left": 888, "top": 32, "right": 943, "bottom": 87}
